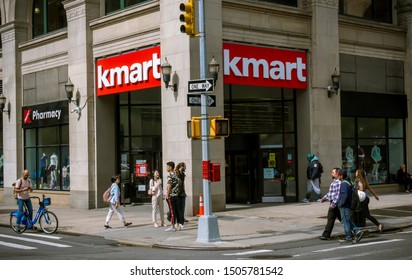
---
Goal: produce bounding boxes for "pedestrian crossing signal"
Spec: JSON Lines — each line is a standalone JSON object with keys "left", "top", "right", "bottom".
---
{"left": 210, "top": 118, "right": 230, "bottom": 138}
{"left": 187, "top": 119, "right": 201, "bottom": 139}
{"left": 187, "top": 117, "right": 230, "bottom": 139}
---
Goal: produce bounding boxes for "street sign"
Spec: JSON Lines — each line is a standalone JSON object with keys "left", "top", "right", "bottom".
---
{"left": 188, "top": 78, "right": 214, "bottom": 93}
{"left": 187, "top": 94, "right": 216, "bottom": 107}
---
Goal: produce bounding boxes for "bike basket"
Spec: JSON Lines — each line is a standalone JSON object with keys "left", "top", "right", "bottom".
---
{"left": 44, "top": 197, "right": 51, "bottom": 206}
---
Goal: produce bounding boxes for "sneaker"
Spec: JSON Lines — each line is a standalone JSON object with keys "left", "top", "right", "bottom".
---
{"left": 178, "top": 224, "right": 184, "bottom": 231}
{"left": 165, "top": 226, "right": 176, "bottom": 232}
{"left": 319, "top": 236, "right": 331, "bottom": 240}
{"left": 104, "top": 224, "right": 111, "bottom": 229}
{"left": 339, "top": 239, "right": 353, "bottom": 244}
{"left": 406, "top": 190, "right": 410, "bottom": 193}
{"left": 316, "top": 199, "right": 322, "bottom": 202}
{"left": 378, "top": 224, "right": 384, "bottom": 233}
{"left": 301, "top": 198, "right": 310, "bottom": 203}
{"left": 124, "top": 222, "right": 132, "bottom": 227}
{"left": 355, "top": 231, "right": 364, "bottom": 243}
{"left": 160, "top": 223, "right": 165, "bottom": 227}
{"left": 154, "top": 223, "right": 159, "bottom": 228}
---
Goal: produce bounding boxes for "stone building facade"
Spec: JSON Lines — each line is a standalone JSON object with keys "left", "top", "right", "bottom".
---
{"left": 0, "top": 0, "right": 411, "bottom": 215}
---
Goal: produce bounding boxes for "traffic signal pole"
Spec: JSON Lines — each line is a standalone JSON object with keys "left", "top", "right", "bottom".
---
{"left": 196, "top": 0, "right": 221, "bottom": 243}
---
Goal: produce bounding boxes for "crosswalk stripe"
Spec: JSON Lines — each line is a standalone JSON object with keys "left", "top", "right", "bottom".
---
{"left": 223, "top": 249, "right": 272, "bottom": 256}
{"left": 0, "top": 240, "right": 37, "bottom": 250}
{"left": 22, "top": 233, "right": 62, "bottom": 240}
{"left": 0, "top": 234, "right": 71, "bottom": 248}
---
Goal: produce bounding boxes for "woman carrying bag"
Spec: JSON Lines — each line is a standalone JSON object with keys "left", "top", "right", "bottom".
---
{"left": 354, "top": 169, "right": 384, "bottom": 233}
{"left": 149, "top": 170, "right": 165, "bottom": 228}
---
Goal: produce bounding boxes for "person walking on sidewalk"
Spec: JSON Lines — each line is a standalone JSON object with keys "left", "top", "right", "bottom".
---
{"left": 173, "top": 162, "right": 187, "bottom": 230}
{"left": 149, "top": 170, "right": 165, "bottom": 228}
{"left": 354, "top": 169, "right": 384, "bottom": 233}
{"left": 302, "top": 153, "right": 323, "bottom": 202}
{"left": 337, "top": 169, "right": 364, "bottom": 244}
{"left": 319, "top": 167, "right": 341, "bottom": 240}
{"left": 165, "top": 161, "right": 178, "bottom": 232}
{"left": 175, "top": 162, "right": 188, "bottom": 223}
{"left": 104, "top": 175, "right": 132, "bottom": 229}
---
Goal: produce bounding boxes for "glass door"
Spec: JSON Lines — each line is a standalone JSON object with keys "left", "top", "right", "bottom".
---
{"left": 260, "top": 148, "right": 297, "bottom": 202}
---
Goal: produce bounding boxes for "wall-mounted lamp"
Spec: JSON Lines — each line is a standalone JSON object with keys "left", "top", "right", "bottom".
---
{"left": 327, "top": 68, "right": 340, "bottom": 98}
{"left": 160, "top": 58, "right": 177, "bottom": 92}
{"left": 65, "top": 78, "right": 91, "bottom": 120}
{"left": 0, "top": 93, "right": 10, "bottom": 116}
{"left": 208, "top": 56, "right": 220, "bottom": 85}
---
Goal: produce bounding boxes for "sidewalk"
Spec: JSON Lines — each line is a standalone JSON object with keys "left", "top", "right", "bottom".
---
{"left": 1, "top": 193, "right": 411, "bottom": 249}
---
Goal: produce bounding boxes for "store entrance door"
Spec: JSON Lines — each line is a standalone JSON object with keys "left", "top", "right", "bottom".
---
{"left": 225, "top": 134, "right": 259, "bottom": 203}
{"left": 259, "top": 148, "right": 297, "bottom": 202}
{"left": 121, "top": 151, "right": 161, "bottom": 204}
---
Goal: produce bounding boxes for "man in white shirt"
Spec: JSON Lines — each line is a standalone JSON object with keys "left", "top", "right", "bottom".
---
{"left": 15, "top": 169, "right": 33, "bottom": 232}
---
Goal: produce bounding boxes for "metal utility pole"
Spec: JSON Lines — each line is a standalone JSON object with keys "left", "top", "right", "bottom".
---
{"left": 196, "top": 0, "right": 221, "bottom": 243}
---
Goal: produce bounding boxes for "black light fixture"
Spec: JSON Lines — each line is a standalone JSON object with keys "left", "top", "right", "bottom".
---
{"left": 0, "top": 93, "right": 10, "bottom": 115}
{"left": 160, "top": 58, "right": 177, "bottom": 92}
{"left": 327, "top": 68, "right": 340, "bottom": 98}
{"left": 208, "top": 56, "right": 219, "bottom": 85}
{"left": 65, "top": 77, "right": 90, "bottom": 120}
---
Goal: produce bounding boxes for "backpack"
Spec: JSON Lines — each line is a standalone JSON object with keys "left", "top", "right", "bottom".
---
{"left": 102, "top": 185, "right": 112, "bottom": 203}
{"left": 318, "top": 162, "right": 324, "bottom": 174}
{"left": 13, "top": 178, "right": 30, "bottom": 199}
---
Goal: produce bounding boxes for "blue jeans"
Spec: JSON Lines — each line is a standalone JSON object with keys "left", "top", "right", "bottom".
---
{"left": 339, "top": 207, "right": 361, "bottom": 240}
{"left": 16, "top": 199, "right": 33, "bottom": 225}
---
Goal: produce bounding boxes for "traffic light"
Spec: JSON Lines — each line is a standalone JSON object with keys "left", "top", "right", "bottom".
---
{"left": 179, "top": 0, "right": 195, "bottom": 36}
{"left": 210, "top": 118, "right": 230, "bottom": 138}
{"left": 187, "top": 118, "right": 201, "bottom": 139}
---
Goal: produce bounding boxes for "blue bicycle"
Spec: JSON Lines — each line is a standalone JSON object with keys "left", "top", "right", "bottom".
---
{"left": 10, "top": 195, "right": 59, "bottom": 234}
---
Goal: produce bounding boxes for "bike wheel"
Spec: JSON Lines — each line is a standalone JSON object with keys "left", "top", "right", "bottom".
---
{"left": 9, "top": 213, "right": 27, "bottom": 234}
{"left": 39, "top": 211, "right": 59, "bottom": 234}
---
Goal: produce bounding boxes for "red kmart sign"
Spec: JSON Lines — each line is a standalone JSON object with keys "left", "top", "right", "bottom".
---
{"left": 223, "top": 42, "right": 307, "bottom": 89}
{"left": 95, "top": 44, "right": 307, "bottom": 96}
{"left": 96, "top": 46, "right": 161, "bottom": 96}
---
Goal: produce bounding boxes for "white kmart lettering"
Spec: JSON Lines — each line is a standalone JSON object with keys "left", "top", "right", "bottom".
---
{"left": 97, "top": 53, "right": 161, "bottom": 89}
{"left": 32, "top": 110, "right": 61, "bottom": 120}
{"left": 223, "top": 49, "right": 306, "bottom": 82}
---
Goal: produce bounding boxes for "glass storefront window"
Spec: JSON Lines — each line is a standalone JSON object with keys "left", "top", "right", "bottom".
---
{"left": 389, "top": 119, "right": 403, "bottom": 137}
{"left": 341, "top": 117, "right": 355, "bottom": 138}
{"left": 119, "top": 90, "right": 161, "bottom": 203}
{"left": 24, "top": 125, "right": 69, "bottom": 190}
{"left": 389, "top": 139, "right": 404, "bottom": 182}
{"left": 358, "top": 118, "right": 385, "bottom": 138}
{"left": 341, "top": 117, "right": 405, "bottom": 185}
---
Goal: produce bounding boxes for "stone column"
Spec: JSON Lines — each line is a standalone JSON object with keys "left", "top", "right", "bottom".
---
{"left": 160, "top": 0, "right": 225, "bottom": 215}
{"left": 300, "top": 0, "right": 341, "bottom": 195}
{"left": 398, "top": 0, "right": 412, "bottom": 171}
{"left": 63, "top": 0, "right": 100, "bottom": 209}
{"left": 0, "top": 21, "right": 28, "bottom": 204}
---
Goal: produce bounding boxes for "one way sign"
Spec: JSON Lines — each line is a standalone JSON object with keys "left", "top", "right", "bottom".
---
{"left": 187, "top": 94, "right": 216, "bottom": 107}
{"left": 188, "top": 78, "right": 214, "bottom": 93}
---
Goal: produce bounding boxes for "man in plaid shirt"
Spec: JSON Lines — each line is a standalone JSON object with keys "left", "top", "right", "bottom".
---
{"left": 319, "top": 167, "right": 342, "bottom": 240}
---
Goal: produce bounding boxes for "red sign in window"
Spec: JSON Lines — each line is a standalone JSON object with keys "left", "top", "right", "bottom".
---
{"left": 223, "top": 42, "right": 307, "bottom": 89}
{"left": 96, "top": 46, "right": 161, "bottom": 96}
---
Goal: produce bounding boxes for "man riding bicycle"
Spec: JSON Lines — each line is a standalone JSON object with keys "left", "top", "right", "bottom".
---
{"left": 15, "top": 169, "right": 33, "bottom": 231}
